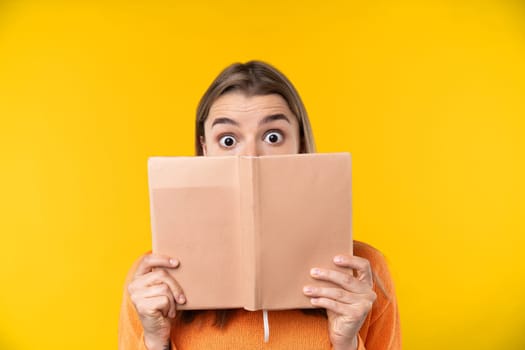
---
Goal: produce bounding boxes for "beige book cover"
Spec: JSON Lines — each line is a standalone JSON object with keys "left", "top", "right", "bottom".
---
{"left": 148, "top": 153, "right": 352, "bottom": 311}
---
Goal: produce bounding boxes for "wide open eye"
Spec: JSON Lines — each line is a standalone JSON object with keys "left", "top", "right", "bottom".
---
{"left": 219, "top": 135, "right": 237, "bottom": 148}
{"left": 263, "top": 131, "right": 284, "bottom": 145}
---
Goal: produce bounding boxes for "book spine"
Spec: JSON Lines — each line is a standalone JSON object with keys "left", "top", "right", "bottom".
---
{"left": 239, "top": 157, "right": 259, "bottom": 310}
{"left": 252, "top": 157, "right": 260, "bottom": 310}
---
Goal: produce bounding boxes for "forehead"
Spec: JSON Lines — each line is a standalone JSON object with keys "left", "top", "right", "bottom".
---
{"left": 208, "top": 92, "right": 293, "bottom": 116}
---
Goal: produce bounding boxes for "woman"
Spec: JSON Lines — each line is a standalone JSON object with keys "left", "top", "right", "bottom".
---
{"left": 119, "top": 61, "right": 401, "bottom": 350}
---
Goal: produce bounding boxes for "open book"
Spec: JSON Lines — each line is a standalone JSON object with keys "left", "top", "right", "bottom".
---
{"left": 148, "top": 153, "right": 352, "bottom": 310}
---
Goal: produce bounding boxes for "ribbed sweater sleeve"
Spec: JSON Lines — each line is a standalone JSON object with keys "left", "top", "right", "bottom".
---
{"left": 354, "top": 241, "right": 402, "bottom": 349}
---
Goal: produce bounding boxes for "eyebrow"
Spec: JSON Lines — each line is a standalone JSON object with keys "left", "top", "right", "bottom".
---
{"left": 210, "top": 114, "right": 291, "bottom": 128}
{"left": 258, "top": 114, "right": 291, "bottom": 126}
{"left": 211, "top": 117, "right": 239, "bottom": 128}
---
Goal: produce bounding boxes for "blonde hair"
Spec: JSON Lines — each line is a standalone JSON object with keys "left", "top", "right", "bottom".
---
{"left": 194, "top": 60, "right": 316, "bottom": 155}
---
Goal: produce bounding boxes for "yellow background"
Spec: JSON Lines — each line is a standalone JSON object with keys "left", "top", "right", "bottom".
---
{"left": 1, "top": 0, "right": 524, "bottom": 349}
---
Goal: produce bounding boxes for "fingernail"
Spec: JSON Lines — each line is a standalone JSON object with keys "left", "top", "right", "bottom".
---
{"left": 169, "top": 309, "right": 176, "bottom": 318}
{"left": 170, "top": 259, "right": 179, "bottom": 266}
{"left": 310, "top": 268, "right": 321, "bottom": 276}
{"left": 334, "top": 256, "right": 344, "bottom": 263}
{"left": 303, "top": 286, "right": 314, "bottom": 294}
{"left": 178, "top": 295, "right": 186, "bottom": 304}
{"left": 310, "top": 298, "right": 320, "bottom": 305}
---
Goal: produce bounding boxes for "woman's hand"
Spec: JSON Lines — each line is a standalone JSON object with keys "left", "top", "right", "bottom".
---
{"left": 303, "top": 254, "right": 376, "bottom": 350}
{"left": 127, "top": 254, "right": 186, "bottom": 350}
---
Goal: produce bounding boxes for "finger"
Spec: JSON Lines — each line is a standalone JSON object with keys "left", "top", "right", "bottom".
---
{"left": 310, "top": 297, "right": 372, "bottom": 319}
{"left": 332, "top": 255, "right": 373, "bottom": 287}
{"left": 130, "top": 269, "right": 186, "bottom": 305}
{"left": 303, "top": 286, "right": 361, "bottom": 304}
{"left": 134, "top": 254, "right": 180, "bottom": 277}
{"left": 132, "top": 283, "right": 177, "bottom": 318}
{"left": 310, "top": 268, "right": 371, "bottom": 294}
{"left": 136, "top": 295, "right": 172, "bottom": 318}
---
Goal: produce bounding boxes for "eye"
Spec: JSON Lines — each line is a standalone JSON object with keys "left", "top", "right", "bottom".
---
{"left": 219, "top": 135, "right": 237, "bottom": 148}
{"left": 263, "top": 131, "right": 284, "bottom": 145}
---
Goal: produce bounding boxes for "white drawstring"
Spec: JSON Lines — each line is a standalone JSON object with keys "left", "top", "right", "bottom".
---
{"left": 263, "top": 309, "right": 270, "bottom": 343}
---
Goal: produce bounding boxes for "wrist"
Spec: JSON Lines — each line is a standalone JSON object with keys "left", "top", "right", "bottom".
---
{"left": 144, "top": 333, "right": 171, "bottom": 350}
{"left": 333, "top": 336, "right": 358, "bottom": 350}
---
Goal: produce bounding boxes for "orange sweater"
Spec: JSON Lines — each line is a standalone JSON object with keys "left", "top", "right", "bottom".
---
{"left": 118, "top": 241, "right": 401, "bottom": 349}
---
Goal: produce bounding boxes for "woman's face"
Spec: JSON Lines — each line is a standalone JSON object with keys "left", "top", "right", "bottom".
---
{"left": 201, "top": 92, "right": 300, "bottom": 156}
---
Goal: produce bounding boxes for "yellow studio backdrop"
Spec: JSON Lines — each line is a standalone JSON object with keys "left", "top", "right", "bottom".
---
{"left": 0, "top": 0, "right": 524, "bottom": 349}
